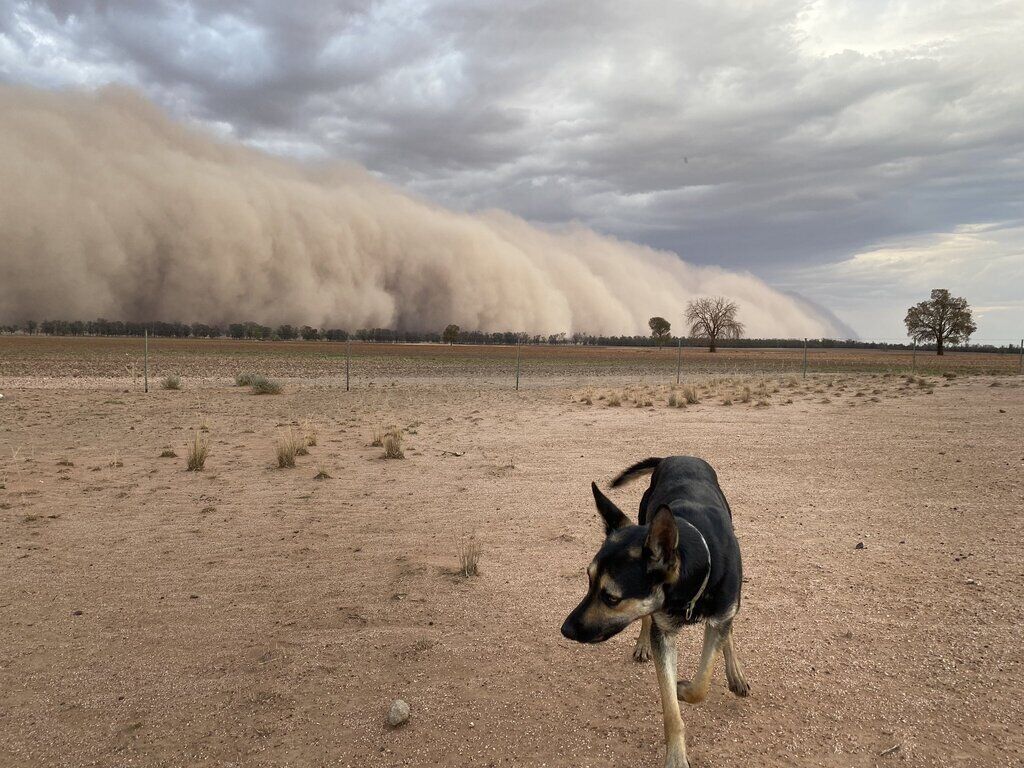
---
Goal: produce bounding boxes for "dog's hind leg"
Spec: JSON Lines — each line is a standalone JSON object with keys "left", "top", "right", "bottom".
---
{"left": 721, "top": 623, "right": 750, "bottom": 697}
{"left": 677, "top": 622, "right": 722, "bottom": 704}
{"left": 633, "top": 615, "right": 652, "bottom": 662}
{"left": 651, "top": 622, "right": 689, "bottom": 768}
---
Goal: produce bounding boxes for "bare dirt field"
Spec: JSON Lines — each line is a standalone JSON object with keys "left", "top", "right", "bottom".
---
{"left": 1, "top": 339, "right": 1022, "bottom": 768}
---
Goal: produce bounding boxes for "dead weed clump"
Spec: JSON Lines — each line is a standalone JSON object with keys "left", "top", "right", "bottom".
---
{"left": 186, "top": 433, "right": 209, "bottom": 471}
{"left": 383, "top": 426, "right": 404, "bottom": 459}
{"left": 459, "top": 534, "right": 482, "bottom": 577}
{"left": 276, "top": 430, "right": 304, "bottom": 468}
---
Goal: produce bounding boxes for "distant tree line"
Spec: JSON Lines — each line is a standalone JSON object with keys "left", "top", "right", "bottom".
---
{"left": 0, "top": 316, "right": 1018, "bottom": 353}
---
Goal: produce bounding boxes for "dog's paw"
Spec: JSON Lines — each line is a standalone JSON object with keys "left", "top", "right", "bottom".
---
{"left": 676, "top": 679, "right": 706, "bottom": 704}
{"left": 728, "top": 677, "right": 751, "bottom": 697}
{"left": 632, "top": 643, "right": 651, "bottom": 663}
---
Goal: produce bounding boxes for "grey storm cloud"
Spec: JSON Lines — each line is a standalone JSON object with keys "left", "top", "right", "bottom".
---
{"left": 2, "top": 0, "right": 1023, "bottom": 338}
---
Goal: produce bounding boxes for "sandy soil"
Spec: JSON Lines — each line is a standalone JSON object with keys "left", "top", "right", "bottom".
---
{"left": 1, "top": 352, "right": 1022, "bottom": 767}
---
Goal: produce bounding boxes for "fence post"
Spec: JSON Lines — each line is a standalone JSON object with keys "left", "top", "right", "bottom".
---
{"left": 1019, "top": 338, "right": 1023, "bottom": 375}
{"left": 802, "top": 338, "right": 808, "bottom": 378}
{"left": 515, "top": 337, "right": 521, "bottom": 391}
{"left": 676, "top": 337, "right": 682, "bottom": 384}
{"left": 345, "top": 339, "right": 351, "bottom": 391}
{"left": 144, "top": 329, "right": 149, "bottom": 393}
{"left": 912, "top": 342, "right": 917, "bottom": 373}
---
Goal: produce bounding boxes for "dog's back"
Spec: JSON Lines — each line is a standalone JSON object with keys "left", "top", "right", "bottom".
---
{"left": 615, "top": 456, "right": 742, "bottom": 623}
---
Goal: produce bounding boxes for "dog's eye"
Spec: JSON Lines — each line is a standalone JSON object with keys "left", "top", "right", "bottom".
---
{"left": 602, "top": 591, "right": 622, "bottom": 607}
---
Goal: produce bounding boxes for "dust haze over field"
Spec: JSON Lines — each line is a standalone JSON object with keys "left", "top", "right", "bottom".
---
{"left": 0, "top": 85, "right": 848, "bottom": 337}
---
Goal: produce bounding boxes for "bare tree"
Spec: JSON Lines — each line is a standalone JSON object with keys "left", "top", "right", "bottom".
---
{"left": 685, "top": 296, "right": 744, "bottom": 352}
{"left": 648, "top": 316, "right": 671, "bottom": 348}
{"left": 904, "top": 289, "right": 976, "bottom": 356}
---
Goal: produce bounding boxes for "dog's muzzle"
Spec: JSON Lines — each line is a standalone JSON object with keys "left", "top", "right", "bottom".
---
{"left": 560, "top": 617, "right": 580, "bottom": 641}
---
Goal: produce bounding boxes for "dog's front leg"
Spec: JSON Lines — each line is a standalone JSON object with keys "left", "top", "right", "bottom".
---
{"left": 651, "top": 620, "right": 688, "bottom": 768}
{"left": 633, "top": 615, "right": 652, "bottom": 662}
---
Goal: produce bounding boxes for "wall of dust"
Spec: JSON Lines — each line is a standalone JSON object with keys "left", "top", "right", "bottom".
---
{"left": 0, "top": 85, "right": 847, "bottom": 337}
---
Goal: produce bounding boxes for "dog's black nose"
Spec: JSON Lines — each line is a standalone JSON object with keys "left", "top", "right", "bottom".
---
{"left": 560, "top": 618, "right": 578, "bottom": 641}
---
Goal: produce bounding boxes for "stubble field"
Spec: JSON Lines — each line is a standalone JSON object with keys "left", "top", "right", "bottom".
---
{"left": 1, "top": 336, "right": 1022, "bottom": 767}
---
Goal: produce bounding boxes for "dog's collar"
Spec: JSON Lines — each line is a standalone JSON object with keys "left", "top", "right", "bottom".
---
{"left": 679, "top": 520, "right": 712, "bottom": 621}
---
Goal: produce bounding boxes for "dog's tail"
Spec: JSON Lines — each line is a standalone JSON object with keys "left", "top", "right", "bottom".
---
{"left": 610, "top": 457, "right": 664, "bottom": 488}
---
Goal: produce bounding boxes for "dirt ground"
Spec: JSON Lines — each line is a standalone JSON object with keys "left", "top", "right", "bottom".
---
{"left": 1, "top": 343, "right": 1022, "bottom": 767}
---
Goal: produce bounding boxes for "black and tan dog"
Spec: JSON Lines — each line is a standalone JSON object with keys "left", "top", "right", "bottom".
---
{"left": 561, "top": 456, "right": 749, "bottom": 768}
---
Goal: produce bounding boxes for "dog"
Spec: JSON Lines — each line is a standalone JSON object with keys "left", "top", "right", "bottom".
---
{"left": 561, "top": 456, "right": 749, "bottom": 768}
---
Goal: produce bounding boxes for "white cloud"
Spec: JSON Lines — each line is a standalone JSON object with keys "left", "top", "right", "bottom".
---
{"left": 778, "top": 221, "right": 1024, "bottom": 341}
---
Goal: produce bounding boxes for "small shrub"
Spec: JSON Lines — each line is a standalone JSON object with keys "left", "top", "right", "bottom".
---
{"left": 250, "top": 376, "right": 283, "bottom": 395}
{"left": 161, "top": 374, "right": 181, "bottom": 390}
{"left": 606, "top": 393, "right": 621, "bottom": 407}
{"left": 159, "top": 449, "right": 177, "bottom": 458}
{"left": 276, "top": 430, "right": 303, "bottom": 468}
{"left": 371, "top": 427, "right": 384, "bottom": 447}
{"left": 739, "top": 386, "right": 751, "bottom": 403}
{"left": 942, "top": 372, "right": 956, "bottom": 379}
{"left": 383, "top": 427, "right": 404, "bottom": 459}
{"left": 235, "top": 372, "right": 257, "bottom": 387}
{"left": 682, "top": 386, "right": 699, "bottom": 404}
{"left": 459, "top": 534, "right": 481, "bottom": 577}
{"left": 721, "top": 397, "right": 733, "bottom": 406}
{"left": 667, "top": 393, "right": 678, "bottom": 407}
{"left": 186, "top": 433, "right": 208, "bottom": 471}
{"left": 755, "top": 398, "right": 769, "bottom": 408}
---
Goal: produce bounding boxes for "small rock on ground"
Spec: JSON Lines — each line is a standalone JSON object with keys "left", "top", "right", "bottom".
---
{"left": 387, "top": 699, "right": 410, "bottom": 727}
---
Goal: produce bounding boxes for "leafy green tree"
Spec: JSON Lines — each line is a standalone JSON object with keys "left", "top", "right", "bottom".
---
{"left": 443, "top": 324, "right": 460, "bottom": 345}
{"left": 904, "top": 289, "right": 976, "bottom": 355}
{"left": 648, "top": 316, "right": 671, "bottom": 348}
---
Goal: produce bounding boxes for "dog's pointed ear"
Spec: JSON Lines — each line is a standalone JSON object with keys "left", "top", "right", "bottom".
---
{"left": 645, "top": 506, "right": 679, "bottom": 574}
{"left": 592, "top": 482, "right": 628, "bottom": 534}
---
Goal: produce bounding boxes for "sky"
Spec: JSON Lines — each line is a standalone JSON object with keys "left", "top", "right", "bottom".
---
{"left": 1, "top": 0, "right": 1022, "bottom": 342}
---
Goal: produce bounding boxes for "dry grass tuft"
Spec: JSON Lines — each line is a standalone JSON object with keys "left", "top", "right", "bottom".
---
{"left": 303, "top": 420, "right": 318, "bottom": 447}
{"left": 383, "top": 426, "right": 404, "bottom": 459}
{"left": 682, "top": 386, "right": 700, "bottom": 404}
{"left": 276, "top": 430, "right": 303, "bottom": 468}
{"left": 313, "top": 465, "right": 332, "bottom": 480}
{"left": 459, "top": 534, "right": 482, "bottom": 577}
{"left": 235, "top": 372, "right": 257, "bottom": 387}
{"left": 755, "top": 398, "right": 770, "bottom": 408}
{"left": 159, "top": 449, "right": 177, "bottom": 458}
{"left": 739, "top": 385, "right": 752, "bottom": 403}
{"left": 186, "top": 433, "right": 208, "bottom": 471}
{"left": 161, "top": 374, "right": 181, "bottom": 390}
{"left": 606, "top": 393, "right": 621, "bottom": 407}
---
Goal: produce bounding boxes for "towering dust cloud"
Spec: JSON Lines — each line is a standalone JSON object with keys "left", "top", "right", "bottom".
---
{"left": 0, "top": 85, "right": 844, "bottom": 337}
